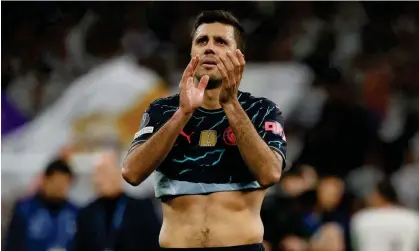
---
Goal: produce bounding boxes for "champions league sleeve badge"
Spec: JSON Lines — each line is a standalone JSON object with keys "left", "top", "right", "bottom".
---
{"left": 140, "top": 112, "right": 150, "bottom": 129}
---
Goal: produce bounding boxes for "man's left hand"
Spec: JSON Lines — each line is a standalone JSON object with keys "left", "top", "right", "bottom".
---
{"left": 216, "top": 49, "right": 245, "bottom": 105}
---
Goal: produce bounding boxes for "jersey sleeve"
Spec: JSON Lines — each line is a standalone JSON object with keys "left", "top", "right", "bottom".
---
{"left": 127, "top": 102, "right": 164, "bottom": 154}
{"left": 257, "top": 101, "right": 288, "bottom": 170}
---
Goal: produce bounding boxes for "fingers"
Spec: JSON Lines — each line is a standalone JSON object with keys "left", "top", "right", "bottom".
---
{"left": 219, "top": 55, "right": 235, "bottom": 86}
{"left": 236, "top": 49, "right": 246, "bottom": 80}
{"left": 215, "top": 56, "right": 229, "bottom": 82}
{"left": 187, "top": 76, "right": 194, "bottom": 85}
{"left": 181, "top": 56, "right": 199, "bottom": 84}
{"left": 180, "top": 76, "right": 193, "bottom": 91}
{"left": 217, "top": 50, "right": 245, "bottom": 87}
{"left": 192, "top": 55, "right": 200, "bottom": 72}
{"left": 226, "top": 51, "right": 240, "bottom": 67}
{"left": 198, "top": 75, "right": 209, "bottom": 90}
{"left": 226, "top": 51, "right": 241, "bottom": 84}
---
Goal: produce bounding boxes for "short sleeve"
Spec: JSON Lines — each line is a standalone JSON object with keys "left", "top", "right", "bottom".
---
{"left": 126, "top": 103, "right": 163, "bottom": 154}
{"left": 257, "top": 102, "right": 288, "bottom": 170}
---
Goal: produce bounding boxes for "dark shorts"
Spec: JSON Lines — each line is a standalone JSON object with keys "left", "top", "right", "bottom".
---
{"left": 160, "top": 243, "right": 264, "bottom": 251}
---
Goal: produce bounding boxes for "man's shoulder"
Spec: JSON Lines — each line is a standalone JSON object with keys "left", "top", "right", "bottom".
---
{"left": 149, "top": 94, "right": 179, "bottom": 111}
{"left": 351, "top": 209, "right": 375, "bottom": 223}
{"left": 239, "top": 91, "right": 281, "bottom": 111}
{"left": 352, "top": 207, "right": 419, "bottom": 226}
{"left": 14, "top": 196, "right": 36, "bottom": 215}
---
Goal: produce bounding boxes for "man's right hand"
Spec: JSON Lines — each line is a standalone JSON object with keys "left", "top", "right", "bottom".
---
{"left": 123, "top": 56, "right": 208, "bottom": 186}
{"left": 179, "top": 56, "right": 209, "bottom": 115}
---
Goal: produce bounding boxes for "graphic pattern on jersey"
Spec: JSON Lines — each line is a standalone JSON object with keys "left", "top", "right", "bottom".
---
{"left": 127, "top": 91, "right": 287, "bottom": 198}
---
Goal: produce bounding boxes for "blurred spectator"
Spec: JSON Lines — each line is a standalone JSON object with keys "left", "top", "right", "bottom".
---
{"left": 379, "top": 103, "right": 419, "bottom": 174}
{"left": 3, "top": 159, "right": 78, "bottom": 251}
{"left": 351, "top": 180, "right": 419, "bottom": 251}
{"left": 346, "top": 148, "right": 385, "bottom": 199}
{"left": 308, "top": 176, "right": 347, "bottom": 251}
{"left": 263, "top": 175, "right": 351, "bottom": 251}
{"left": 392, "top": 143, "right": 419, "bottom": 210}
{"left": 262, "top": 165, "right": 319, "bottom": 251}
{"left": 297, "top": 68, "right": 377, "bottom": 178}
{"left": 71, "top": 152, "right": 161, "bottom": 251}
{"left": 262, "top": 169, "right": 310, "bottom": 251}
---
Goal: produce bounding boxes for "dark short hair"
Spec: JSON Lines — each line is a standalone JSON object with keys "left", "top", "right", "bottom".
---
{"left": 376, "top": 179, "right": 399, "bottom": 204}
{"left": 191, "top": 10, "right": 246, "bottom": 51}
{"left": 44, "top": 159, "right": 74, "bottom": 179}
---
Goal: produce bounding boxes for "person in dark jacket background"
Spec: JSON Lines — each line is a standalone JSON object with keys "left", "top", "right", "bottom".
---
{"left": 71, "top": 152, "right": 161, "bottom": 251}
{"left": 4, "top": 158, "right": 79, "bottom": 251}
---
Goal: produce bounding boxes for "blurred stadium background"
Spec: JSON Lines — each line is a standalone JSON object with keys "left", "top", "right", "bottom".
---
{"left": 2, "top": 2, "right": 419, "bottom": 251}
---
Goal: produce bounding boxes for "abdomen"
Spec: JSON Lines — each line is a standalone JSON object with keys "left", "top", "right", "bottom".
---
{"left": 159, "top": 190, "right": 266, "bottom": 248}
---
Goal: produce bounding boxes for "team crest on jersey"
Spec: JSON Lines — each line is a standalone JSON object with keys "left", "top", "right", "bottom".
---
{"left": 199, "top": 130, "right": 217, "bottom": 147}
{"left": 223, "top": 127, "right": 236, "bottom": 145}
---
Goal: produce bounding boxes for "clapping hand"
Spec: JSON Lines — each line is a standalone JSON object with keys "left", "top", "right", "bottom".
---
{"left": 216, "top": 49, "right": 246, "bottom": 105}
{"left": 179, "top": 56, "right": 209, "bottom": 115}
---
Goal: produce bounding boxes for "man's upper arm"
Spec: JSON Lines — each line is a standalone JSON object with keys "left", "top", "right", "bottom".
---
{"left": 257, "top": 101, "right": 288, "bottom": 170}
{"left": 126, "top": 102, "right": 164, "bottom": 155}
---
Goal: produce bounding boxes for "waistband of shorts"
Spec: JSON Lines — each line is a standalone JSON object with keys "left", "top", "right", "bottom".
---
{"left": 160, "top": 243, "right": 264, "bottom": 251}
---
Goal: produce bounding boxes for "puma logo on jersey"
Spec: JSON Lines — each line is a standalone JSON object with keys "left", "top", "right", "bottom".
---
{"left": 180, "top": 130, "right": 194, "bottom": 144}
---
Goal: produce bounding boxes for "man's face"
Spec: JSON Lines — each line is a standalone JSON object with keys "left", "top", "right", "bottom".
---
{"left": 92, "top": 154, "right": 122, "bottom": 197}
{"left": 317, "top": 177, "right": 344, "bottom": 211}
{"left": 42, "top": 172, "right": 72, "bottom": 201}
{"left": 191, "top": 22, "right": 238, "bottom": 89}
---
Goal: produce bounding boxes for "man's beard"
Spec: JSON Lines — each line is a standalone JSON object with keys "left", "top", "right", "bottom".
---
{"left": 195, "top": 75, "right": 222, "bottom": 90}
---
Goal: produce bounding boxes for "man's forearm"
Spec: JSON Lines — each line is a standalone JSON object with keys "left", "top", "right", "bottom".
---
{"left": 122, "top": 109, "right": 191, "bottom": 185}
{"left": 223, "top": 99, "right": 282, "bottom": 187}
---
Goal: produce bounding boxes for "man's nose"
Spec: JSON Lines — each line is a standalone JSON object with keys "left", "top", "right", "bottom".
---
{"left": 204, "top": 48, "right": 216, "bottom": 55}
{"left": 203, "top": 40, "right": 217, "bottom": 55}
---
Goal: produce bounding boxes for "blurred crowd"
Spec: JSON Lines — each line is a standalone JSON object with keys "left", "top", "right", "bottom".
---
{"left": 2, "top": 2, "right": 419, "bottom": 251}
